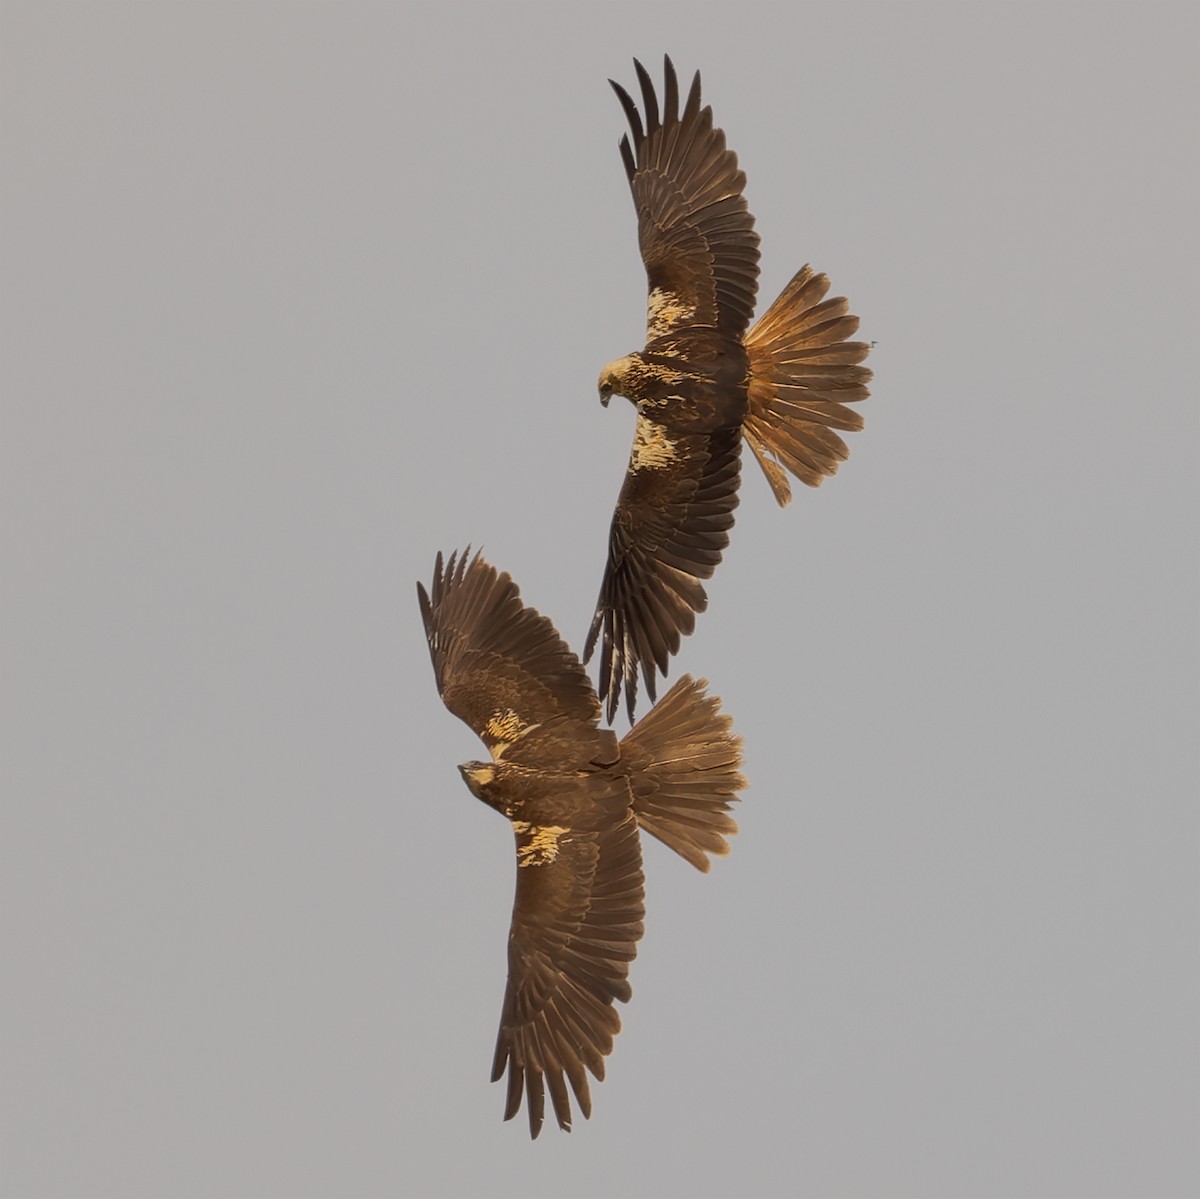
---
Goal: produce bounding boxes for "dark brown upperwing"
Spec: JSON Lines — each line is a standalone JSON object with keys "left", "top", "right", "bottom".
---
{"left": 492, "top": 808, "right": 645, "bottom": 1138}
{"left": 418, "top": 549, "right": 600, "bottom": 756}
{"left": 585, "top": 420, "right": 741, "bottom": 724}
{"left": 611, "top": 56, "right": 760, "bottom": 343}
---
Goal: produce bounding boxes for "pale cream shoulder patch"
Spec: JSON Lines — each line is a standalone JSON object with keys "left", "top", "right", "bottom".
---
{"left": 511, "top": 821, "right": 570, "bottom": 868}
{"left": 630, "top": 415, "right": 678, "bottom": 472}
{"left": 647, "top": 287, "right": 696, "bottom": 339}
{"left": 484, "top": 708, "right": 540, "bottom": 760}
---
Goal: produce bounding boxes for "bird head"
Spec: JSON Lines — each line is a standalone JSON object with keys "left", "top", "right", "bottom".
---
{"left": 597, "top": 355, "right": 640, "bottom": 407}
{"left": 458, "top": 760, "right": 496, "bottom": 800}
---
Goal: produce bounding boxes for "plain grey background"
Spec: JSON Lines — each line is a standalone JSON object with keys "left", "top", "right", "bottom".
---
{"left": 3, "top": 2, "right": 1197, "bottom": 1197}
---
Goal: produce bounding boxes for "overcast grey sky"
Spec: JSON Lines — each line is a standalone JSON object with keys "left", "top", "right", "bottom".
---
{"left": 3, "top": 3, "right": 1197, "bottom": 1197}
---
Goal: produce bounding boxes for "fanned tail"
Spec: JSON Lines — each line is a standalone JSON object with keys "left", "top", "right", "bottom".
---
{"left": 621, "top": 675, "right": 745, "bottom": 872}
{"left": 743, "top": 265, "right": 872, "bottom": 506}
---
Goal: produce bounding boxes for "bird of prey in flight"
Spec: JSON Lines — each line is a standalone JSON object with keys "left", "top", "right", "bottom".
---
{"left": 418, "top": 549, "right": 745, "bottom": 1138}
{"left": 586, "top": 56, "right": 872, "bottom": 722}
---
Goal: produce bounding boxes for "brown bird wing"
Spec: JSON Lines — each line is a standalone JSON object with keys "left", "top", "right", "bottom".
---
{"left": 585, "top": 419, "right": 741, "bottom": 723}
{"left": 493, "top": 805, "right": 645, "bottom": 1138}
{"left": 611, "top": 55, "right": 760, "bottom": 343}
{"left": 418, "top": 549, "right": 600, "bottom": 757}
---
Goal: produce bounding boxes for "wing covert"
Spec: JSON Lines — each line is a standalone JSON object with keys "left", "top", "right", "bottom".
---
{"left": 418, "top": 549, "right": 601, "bottom": 756}
{"left": 611, "top": 56, "right": 760, "bottom": 343}
{"left": 492, "top": 809, "right": 645, "bottom": 1138}
{"left": 585, "top": 421, "right": 741, "bottom": 723}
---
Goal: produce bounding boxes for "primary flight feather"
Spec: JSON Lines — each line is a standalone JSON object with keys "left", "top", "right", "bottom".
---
{"left": 418, "top": 549, "right": 746, "bottom": 1138}
{"left": 586, "top": 55, "right": 873, "bottom": 722}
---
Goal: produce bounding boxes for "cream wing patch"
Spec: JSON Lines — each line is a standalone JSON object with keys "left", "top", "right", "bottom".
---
{"left": 511, "top": 821, "right": 570, "bottom": 868}
{"left": 647, "top": 286, "right": 696, "bottom": 340}
{"left": 630, "top": 415, "right": 678, "bottom": 472}
{"left": 483, "top": 708, "right": 540, "bottom": 759}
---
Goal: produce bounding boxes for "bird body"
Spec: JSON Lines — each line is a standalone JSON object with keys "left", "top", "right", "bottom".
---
{"left": 601, "top": 331, "right": 750, "bottom": 424}
{"left": 586, "top": 57, "right": 872, "bottom": 722}
{"left": 419, "top": 549, "right": 745, "bottom": 1137}
{"left": 459, "top": 749, "right": 622, "bottom": 832}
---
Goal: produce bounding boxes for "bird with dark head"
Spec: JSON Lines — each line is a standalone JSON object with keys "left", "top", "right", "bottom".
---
{"left": 585, "top": 55, "right": 873, "bottom": 723}
{"left": 419, "top": 548, "right": 746, "bottom": 1138}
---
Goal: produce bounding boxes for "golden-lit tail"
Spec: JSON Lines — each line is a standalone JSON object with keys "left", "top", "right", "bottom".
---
{"left": 743, "top": 265, "right": 872, "bottom": 506}
{"left": 621, "top": 675, "right": 745, "bottom": 872}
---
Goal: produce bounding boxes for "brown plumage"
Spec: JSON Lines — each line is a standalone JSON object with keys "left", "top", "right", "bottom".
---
{"left": 586, "top": 56, "right": 873, "bottom": 723}
{"left": 418, "top": 549, "right": 745, "bottom": 1138}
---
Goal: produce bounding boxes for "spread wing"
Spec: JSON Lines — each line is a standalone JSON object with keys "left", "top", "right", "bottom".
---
{"left": 418, "top": 549, "right": 601, "bottom": 756}
{"left": 611, "top": 55, "right": 760, "bottom": 343}
{"left": 492, "top": 805, "right": 645, "bottom": 1138}
{"left": 585, "top": 420, "right": 741, "bottom": 724}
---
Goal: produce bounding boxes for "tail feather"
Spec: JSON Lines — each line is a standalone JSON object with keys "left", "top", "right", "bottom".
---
{"left": 743, "top": 265, "right": 872, "bottom": 505}
{"left": 621, "top": 675, "right": 745, "bottom": 872}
